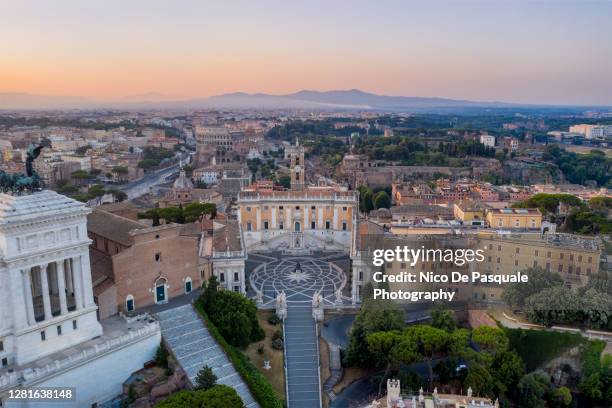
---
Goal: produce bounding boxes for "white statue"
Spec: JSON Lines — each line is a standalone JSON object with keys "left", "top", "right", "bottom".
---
{"left": 335, "top": 289, "right": 343, "bottom": 304}
{"left": 276, "top": 291, "right": 287, "bottom": 321}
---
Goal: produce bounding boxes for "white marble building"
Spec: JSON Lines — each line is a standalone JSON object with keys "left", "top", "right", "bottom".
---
{"left": 0, "top": 191, "right": 161, "bottom": 407}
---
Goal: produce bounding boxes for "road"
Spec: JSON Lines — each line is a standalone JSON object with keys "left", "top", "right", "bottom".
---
{"left": 120, "top": 153, "right": 190, "bottom": 200}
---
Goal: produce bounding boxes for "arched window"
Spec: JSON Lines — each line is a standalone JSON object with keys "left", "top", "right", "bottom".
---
{"left": 185, "top": 277, "right": 193, "bottom": 294}
{"left": 126, "top": 295, "right": 135, "bottom": 312}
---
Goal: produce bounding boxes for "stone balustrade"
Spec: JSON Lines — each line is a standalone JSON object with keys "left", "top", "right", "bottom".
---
{"left": 0, "top": 320, "right": 160, "bottom": 390}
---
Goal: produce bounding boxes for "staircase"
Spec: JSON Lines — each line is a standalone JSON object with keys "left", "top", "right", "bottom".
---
{"left": 284, "top": 304, "right": 321, "bottom": 408}
{"left": 157, "top": 305, "right": 259, "bottom": 408}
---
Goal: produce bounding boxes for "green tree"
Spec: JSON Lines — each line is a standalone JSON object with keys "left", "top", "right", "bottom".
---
{"left": 430, "top": 306, "right": 457, "bottom": 332}
{"left": 502, "top": 267, "right": 564, "bottom": 308}
{"left": 551, "top": 386, "right": 572, "bottom": 406}
{"left": 404, "top": 325, "right": 449, "bottom": 386}
{"left": 471, "top": 326, "right": 509, "bottom": 356}
{"left": 344, "top": 299, "right": 405, "bottom": 367}
{"left": 524, "top": 285, "right": 582, "bottom": 326}
{"left": 199, "top": 281, "right": 264, "bottom": 348}
{"left": 464, "top": 363, "right": 495, "bottom": 398}
{"left": 278, "top": 174, "right": 291, "bottom": 189}
{"left": 373, "top": 191, "right": 391, "bottom": 209}
{"left": 517, "top": 372, "right": 551, "bottom": 408}
{"left": 184, "top": 202, "right": 217, "bottom": 222}
{"left": 155, "top": 385, "right": 244, "bottom": 408}
{"left": 580, "top": 372, "right": 603, "bottom": 400}
{"left": 195, "top": 365, "right": 217, "bottom": 391}
{"left": 492, "top": 351, "right": 524, "bottom": 395}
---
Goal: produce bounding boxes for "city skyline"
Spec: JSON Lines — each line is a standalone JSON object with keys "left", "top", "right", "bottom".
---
{"left": 2, "top": 0, "right": 612, "bottom": 106}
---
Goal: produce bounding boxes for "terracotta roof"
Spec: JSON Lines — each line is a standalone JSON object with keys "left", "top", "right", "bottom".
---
{"left": 87, "top": 208, "right": 146, "bottom": 246}
{"left": 97, "top": 201, "right": 135, "bottom": 213}
{"left": 356, "top": 219, "right": 385, "bottom": 251}
{"left": 212, "top": 220, "right": 243, "bottom": 252}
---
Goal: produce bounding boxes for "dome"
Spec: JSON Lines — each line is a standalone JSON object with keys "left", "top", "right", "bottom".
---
{"left": 173, "top": 170, "right": 193, "bottom": 190}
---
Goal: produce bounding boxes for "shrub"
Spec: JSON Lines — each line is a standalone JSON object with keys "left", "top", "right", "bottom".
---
{"left": 194, "top": 302, "right": 284, "bottom": 408}
{"left": 195, "top": 365, "right": 217, "bottom": 391}
{"left": 271, "top": 338, "right": 284, "bottom": 351}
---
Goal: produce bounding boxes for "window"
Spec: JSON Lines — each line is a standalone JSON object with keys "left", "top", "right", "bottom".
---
{"left": 219, "top": 273, "right": 225, "bottom": 282}
{"left": 342, "top": 222, "right": 347, "bottom": 231}
{"left": 279, "top": 222, "right": 283, "bottom": 230}
{"left": 311, "top": 221, "right": 316, "bottom": 229}
{"left": 126, "top": 295, "right": 135, "bottom": 312}
{"left": 342, "top": 207, "right": 347, "bottom": 211}
{"left": 311, "top": 206, "right": 316, "bottom": 210}
{"left": 246, "top": 222, "right": 252, "bottom": 231}
{"left": 234, "top": 272, "right": 239, "bottom": 282}
{"left": 588, "top": 257, "right": 592, "bottom": 263}
{"left": 41, "top": 331, "right": 46, "bottom": 341}
{"left": 569, "top": 254, "right": 574, "bottom": 261}
{"left": 325, "top": 221, "right": 330, "bottom": 230}
{"left": 155, "top": 252, "right": 161, "bottom": 262}
{"left": 295, "top": 206, "right": 300, "bottom": 210}
{"left": 1, "top": 357, "right": 7, "bottom": 368}
{"left": 73, "top": 320, "right": 77, "bottom": 330}
{"left": 547, "top": 251, "right": 551, "bottom": 258}
{"left": 535, "top": 250, "right": 539, "bottom": 257}
{"left": 0, "top": 340, "right": 3, "bottom": 352}
{"left": 558, "top": 264, "right": 563, "bottom": 272}
{"left": 568, "top": 266, "right": 573, "bottom": 274}
{"left": 246, "top": 207, "right": 251, "bottom": 212}
{"left": 587, "top": 267, "right": 591, "bottom": 275}
{"left": 185, "top": 278, "right": 192, "bottom": 294}
{"left": 279, "top": 206, "right": 284, "bottom": 210}
{"left": 560, "top": 253, "right": 564, "bottom": 260}
{"left": 294, "top": 222, "right": 301, "bottom": 232}
{"left": 515, "top": 247, "right": 520, "bottom": 254}
{"left": 233, "top": 286, "right": 240, "bottom": 292}
{"left": 155, "top": 234, "right": 160, "bottom": 239}
{"left": 264, "top": 221, "right": 269, "bottom": 230}
{"left": 57, "top": 325, "right": 62, "bottom": 336}
{"left": 358, "top": 271, "right": 363, "bottom": 281}
{"left": 576, "top": 267, "right": 581, "bottom": 275}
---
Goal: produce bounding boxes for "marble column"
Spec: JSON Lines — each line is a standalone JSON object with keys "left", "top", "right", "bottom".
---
{"left": 77, "top": 254, "right": 95, "bottom": 307}
{"left": 21, "top": 268, "right": 36, "bottom": 325}
{"left": 71, "top": 257, "right": 84, "bottom": 310}
{"left": 39, "top": 264, "right": 52, "bottom": 320}
{"left": 65, "top": 259, "right": 74, "bottom": 295}
{"left": 56, "top": 260, "right": 68, "bottom": 315}
{"left": 10, "top": 268, "right": 29, "bottom": 330}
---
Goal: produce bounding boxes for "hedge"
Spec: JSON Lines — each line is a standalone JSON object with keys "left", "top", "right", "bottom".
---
{"left": 194, "top": 301, "right": 285, "bottom": 408}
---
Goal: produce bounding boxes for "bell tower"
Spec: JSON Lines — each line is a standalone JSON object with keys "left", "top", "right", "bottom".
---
{"left": 290, "top": 139, "right": 305, "bottom": 191}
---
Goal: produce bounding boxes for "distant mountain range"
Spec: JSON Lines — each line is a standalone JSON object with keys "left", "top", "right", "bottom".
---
{"left": 0, "top": 89, "right": 605, "bottom": 111}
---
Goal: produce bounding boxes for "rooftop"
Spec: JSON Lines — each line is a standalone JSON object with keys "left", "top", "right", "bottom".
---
{"left": 87, "top": 208, "right": 147, "bottom": 246}
{"left": 0, "top": 190, "right": 89, "bottom": 227}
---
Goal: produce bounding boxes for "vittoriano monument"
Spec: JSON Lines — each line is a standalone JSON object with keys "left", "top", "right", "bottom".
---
{"left": 0, "top": 138, "right": 51, "bottom": 194}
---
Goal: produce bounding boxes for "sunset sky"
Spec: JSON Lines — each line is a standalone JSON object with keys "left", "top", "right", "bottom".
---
{"left": 2, "top": 0, "right": 612, "bottom": 105}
